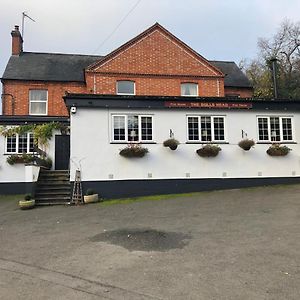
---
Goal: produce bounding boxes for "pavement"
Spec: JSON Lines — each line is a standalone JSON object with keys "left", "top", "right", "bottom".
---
{"left": 0, "top": 185, "right": 299, "bottom": 300}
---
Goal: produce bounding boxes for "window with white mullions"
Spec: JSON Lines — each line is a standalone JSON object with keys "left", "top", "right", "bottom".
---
{"left": 5, "top": 133, "right": 35, "bottom": 154}
{"left": 141, "top": 117, "right": 152, "bottom": 141}
{"left": 188, "top": 117, "right": 199, "bottom": 140}
{"left": 258, "top": 118, "right": 269, "bottom": 141}
{"left": 6, "top": 135, "right": 17, "bottom": 153}
{"left": 213, "top": 117, "right": 225, "bottom": 141}
{"left": 112, "top": 115, "right": 153, "bottom": 142}
{"left": 113, "top": 116, "right": 126, "bottom": 141}
{"left": 257, "top": 116, "right": 293, "bottom": 142}
{"left": 282, "top": 118, "right": 293, "bottom": 141}
{"left": 201, "top": 117, "right": 212, "bottom": 141}
{"left": 18, "top": 133, "right": 28, "bottom": 153}
{"left": 128, "top": 115, "right": 139, "bottom": 141}
{"left": 187, "top": 116, "right": 225, "bottom": 142}
{"left": 270, "top": 117, "right": 280, "bottom": 142}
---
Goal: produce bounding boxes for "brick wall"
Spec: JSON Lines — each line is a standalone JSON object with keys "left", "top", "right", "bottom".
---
{"left": 224, "top": 87, "right": 253, "bottom": 98}
{"left": 2, "top": 80, "right": 87, "bottom": 116}
{"left": 86, "top": 73, "right": 225, "bottom": 97}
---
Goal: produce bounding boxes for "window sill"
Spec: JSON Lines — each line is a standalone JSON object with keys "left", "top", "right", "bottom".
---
{"left": 110, "top": 142, "right": 157, "bottom": 144}
{"left": 185, "top": 141, "right": 229, "bottom": 144}
{"left": 256, "top": 141, "right": 297, "bottom": 144}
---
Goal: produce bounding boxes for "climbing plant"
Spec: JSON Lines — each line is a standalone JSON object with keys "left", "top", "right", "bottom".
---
{"left": 0, "top": 122, "right": 64, "bottom": 149}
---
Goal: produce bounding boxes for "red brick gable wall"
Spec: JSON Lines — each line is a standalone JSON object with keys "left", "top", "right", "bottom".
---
{"left": 89, "top": 29, "right": 222, "bottom": 77}
{"left": 2, "top": 80, "right": 87, "bottom": 116}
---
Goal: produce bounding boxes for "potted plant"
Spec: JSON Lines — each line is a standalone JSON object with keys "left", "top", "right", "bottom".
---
{"left": 84, "top": 189, "right": 99, "bottom": 204}
{"left": 19, "top": 194, "right": 35, "bottom": 210}
{"left": 119, "top": 143, "right": 149, "bottom": 158}
{"left": 266, "top": 144, "right": 291, "bottom": 156}
{"left": 238, "top": 139, "right": 255, "bottom": 151}
{"left": 163, "top": 138, "right": 179, "bottom": 150}
{"left": 196, "top": 144, "right": 221, "bottom": 157}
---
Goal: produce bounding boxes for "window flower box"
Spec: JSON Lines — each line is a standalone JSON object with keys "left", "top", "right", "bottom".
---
{"left": 266, "top": 144, "right": 291, "bottom": 156}
{"left": 119, "top": 143, "right": 149, "bottom": 158}
{"left": 238, "top": 139, "right": 255, "bottom": 151}
{"left": 7, "top": 154, "right": 35, "bottom": 165}
{"left": 196, "top": 144, "right": 221, "bottom": 157}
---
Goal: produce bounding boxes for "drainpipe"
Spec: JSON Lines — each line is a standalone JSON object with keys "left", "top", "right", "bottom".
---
{"left": 270, "top": 57, "right": 278, "bottom": 99}
{"left": 1, "top": 93, "right": 15, "bottom": 115}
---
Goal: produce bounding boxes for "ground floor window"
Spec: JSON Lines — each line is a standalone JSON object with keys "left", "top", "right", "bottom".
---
{"left": 5, "top": 133, "right": 35, "bottom": 154}
{"left": 257, "top": 116, "right": 293, "bottom": 142}
{"left": 187, "top": 116, "right": 225, "bottom": 142}
{"left": 112, "top": 115, "right": 153, "bottom": 142}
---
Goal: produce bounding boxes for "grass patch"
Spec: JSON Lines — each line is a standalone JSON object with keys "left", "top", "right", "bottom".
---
{"left": 100, "top": 191, "right": 209, "bottom": 206}
{"left": 0, "top": 194, "right": 23, "bottom": 202}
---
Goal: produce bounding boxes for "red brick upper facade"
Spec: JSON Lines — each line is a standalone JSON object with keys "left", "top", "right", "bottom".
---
{"left": 1, "top": 23, "right": 253, "bottom": 116}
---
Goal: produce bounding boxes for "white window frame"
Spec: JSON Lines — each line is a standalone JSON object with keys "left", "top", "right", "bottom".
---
{"left": 116, "top": 80, "right": 135, "bottom": 95}
{"left": 29, "top": 90, "right": 48, "bottom": 116}
{"left": 186, "top": 115, "right": 226, "bottom": 142}
{"left": 257, "top": 116, "right": 294, "bottom": 142}
{"left": 181, "top": 83, "right": 198, "bottom": 97}
{"left": 111, "top": 114, "right": 154, "bottom": 142}
{"left": 5, "top": 133, "right": 35, "bottom": 154}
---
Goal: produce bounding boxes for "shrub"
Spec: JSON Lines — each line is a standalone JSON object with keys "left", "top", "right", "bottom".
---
{"left": 24, "top": 194, "right": 32, "bottom": 201}
{"left": 196, "top": 144, "right": 221, "bottom": 157}
{"left": 35, "top": 156, "right": 52, "bottom": 169}
{"left": 163, "top": 138, "right": 179, "bottom": 150}
{"left": 86, "top": 189, "right": 95, "bottom": 195}
{"left": 266, "top": 144, "right": 291, "bottom": 156}
{"left": 119, "top": 144, "right": 149, "bottom": 158}
{"left": 238, "top": 139, "right": 255, "bottom": 151}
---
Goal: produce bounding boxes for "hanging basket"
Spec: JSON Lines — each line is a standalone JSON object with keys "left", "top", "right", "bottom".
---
{"left": 238, "top": 139, "right": 255, "bottom": 151}
{"left": 163, "top": 138, "right": 179, "bottom": 150}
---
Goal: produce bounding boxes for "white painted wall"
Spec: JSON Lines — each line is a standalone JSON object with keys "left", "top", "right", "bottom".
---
{"left": 0, "top": 131, "right": 58, "bottom": 183}
{"left": 70, "top": 108, "right": 300, "bottom": 182}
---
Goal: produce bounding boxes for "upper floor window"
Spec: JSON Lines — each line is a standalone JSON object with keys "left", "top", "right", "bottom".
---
{"left": 29, "top": 90, "right": 48, "bottom": 115}
{"left": 257, "top": 116, "right": 293, "bottom": 142}
{"left": 112, "top": 115, "right": 153, "bottom": 142}
{"left": 116, "top": 81, "right": 135, "bottom": 95}
{"left": 181, "top": 83, "right": 198, "bottom": 97}
{"left": 187, "top": 116, "right": 225, "bottom": 142}
{"left": 5, "top": 133, "right": 34, "bottom": 154}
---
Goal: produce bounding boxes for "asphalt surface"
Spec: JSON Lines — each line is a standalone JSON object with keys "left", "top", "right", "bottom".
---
{"left": 0, "top": 185, "right": 299, "bottom": 299}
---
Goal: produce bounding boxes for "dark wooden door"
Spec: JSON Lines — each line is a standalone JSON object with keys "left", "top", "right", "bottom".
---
{"left": 55, "top": 135, "right": 70, "bottom": 170}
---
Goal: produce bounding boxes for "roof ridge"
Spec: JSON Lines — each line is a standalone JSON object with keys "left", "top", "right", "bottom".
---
{"left": 22, "top": 51, "right": 104, "bottom": 57}
{"left": 209, "top": 60, "right": 236, "bottom": 63}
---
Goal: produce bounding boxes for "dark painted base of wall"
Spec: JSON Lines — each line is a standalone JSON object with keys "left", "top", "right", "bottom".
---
{"left": 76, "top": 177, "right": 300, "bottom": 199}
{"left": 0, "top": 182, "right": 34, "bottom": 195}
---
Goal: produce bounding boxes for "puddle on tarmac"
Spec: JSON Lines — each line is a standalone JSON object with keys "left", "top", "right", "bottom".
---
{"left": 90, "top": 228, "right": 191, "bottom": 252}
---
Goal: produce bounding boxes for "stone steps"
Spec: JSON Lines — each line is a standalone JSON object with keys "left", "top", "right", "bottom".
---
{"left": 35, "top": 170, "right": 71, "bottom": 205}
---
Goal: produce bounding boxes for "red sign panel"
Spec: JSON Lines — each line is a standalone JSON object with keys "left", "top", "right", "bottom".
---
{"left": 165, "top": 101, "right": 252, "bottom": 109}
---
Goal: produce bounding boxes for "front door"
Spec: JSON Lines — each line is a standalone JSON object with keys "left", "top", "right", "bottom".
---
{"left": 55, "top": 135, "right": 70, "bottom": 170}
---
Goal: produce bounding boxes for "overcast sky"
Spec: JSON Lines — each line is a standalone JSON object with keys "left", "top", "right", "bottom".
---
{"left": 1, "top": 0, "right": 300, "bottom": 89}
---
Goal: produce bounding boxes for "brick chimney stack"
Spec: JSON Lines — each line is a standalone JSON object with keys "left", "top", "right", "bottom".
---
{"left": 11, "top": 25, "right": 23, "bottom": 55}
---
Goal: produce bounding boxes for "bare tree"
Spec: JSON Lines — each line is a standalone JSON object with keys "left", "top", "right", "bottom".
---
{"left": 243, "top": 19, "right": 300, "bottom": 98}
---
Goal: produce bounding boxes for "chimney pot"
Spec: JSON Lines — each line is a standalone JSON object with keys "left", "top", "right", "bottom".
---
{"left": 15, "top": 25, "right": 19, "bottom": 31}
